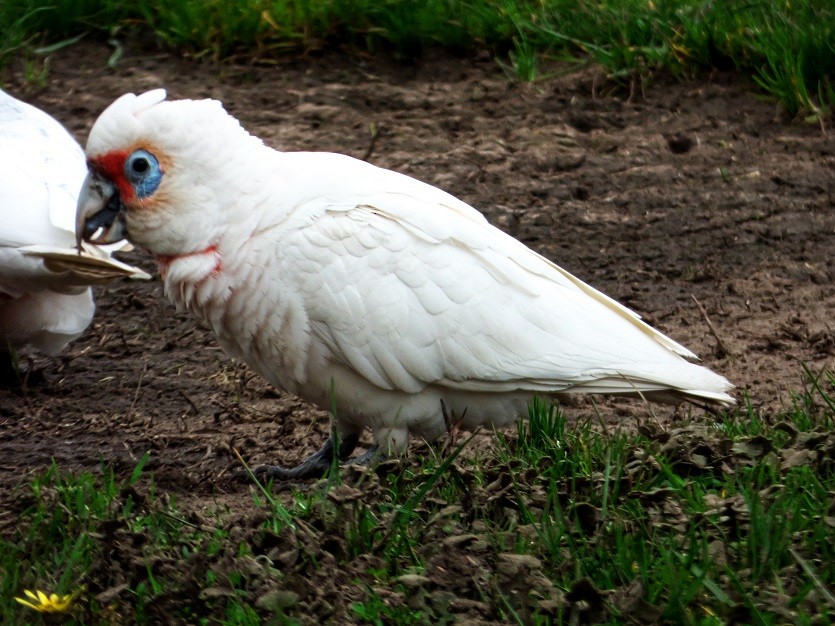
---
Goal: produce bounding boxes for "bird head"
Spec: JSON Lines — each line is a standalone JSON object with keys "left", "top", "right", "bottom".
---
{"left": 75, "top": 89, "right": 258, "bottom": 257}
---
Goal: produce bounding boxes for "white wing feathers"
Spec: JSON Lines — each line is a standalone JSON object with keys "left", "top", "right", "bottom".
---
{"left": 0, "top": 89, "right": 87, "bottom": 231}
{"left": 279, "top": 185, "right": 732, "bottom": 404}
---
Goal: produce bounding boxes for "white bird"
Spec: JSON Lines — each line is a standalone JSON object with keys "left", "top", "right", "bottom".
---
{"left": 0, "top": 89, "right": 149, "bottom": 371}
{"left": 75, "top": 89, "right": 734, "bottom": 477}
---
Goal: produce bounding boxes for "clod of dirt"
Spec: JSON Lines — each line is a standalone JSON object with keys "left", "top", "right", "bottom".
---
{"left": 609, "top": 577, "right": 663, "bottom": 623}
{"left": 666, "top": 133, "right": 695, "bottom": 154}
{"left": 571, "top": 501, "right": 600, "bottom": 535}
{"left": 732, "top": 434, "right": 773, "bottom": 459}
{"left": 565, "top": 577, "right": 608, "bottom": 624}
{"left": 496, "top": 552, "right": 542, "bottom": 577}
{"left": 396, "top": 574, "right": 431, "bottom": 588}
{"left": 255, "top": 589, "right": 299, "bottom": 611}
{"left": 494, "top": 552, "right": 564, "bottom": 622}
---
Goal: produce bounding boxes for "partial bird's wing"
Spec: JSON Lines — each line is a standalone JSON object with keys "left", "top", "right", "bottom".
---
{"left": 279, "top": 189, "right": 732, "bottom": 404}
{"left": 0, "top": 144, "right": 75, "bottom": 249}
{"left": 0, "top": 89, "right": 88, "bottom": 237}
{"left": 0, "top": 90, "right": 144, "bottom": 297}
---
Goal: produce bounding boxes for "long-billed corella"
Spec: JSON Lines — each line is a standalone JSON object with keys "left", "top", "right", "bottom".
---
{"left": 0, "top": 89, "right": 148, "bottom": 370}
{"left": 75, "top": 89, "right": 734, "bottom": 478}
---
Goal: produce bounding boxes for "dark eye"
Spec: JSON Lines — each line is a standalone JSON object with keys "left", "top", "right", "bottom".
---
{"left": 124, "top": 149, "right": 163, "bottom": 198}
{"left": 131, "top": 157, "right": 149, "bottom": 174}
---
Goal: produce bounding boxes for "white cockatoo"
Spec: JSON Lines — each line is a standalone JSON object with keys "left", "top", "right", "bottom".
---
{"left": 76, "top": 89, "right": 734, "bottom": 477}
{"left": 0, "top": 88, "right": 149, "bottom": 368}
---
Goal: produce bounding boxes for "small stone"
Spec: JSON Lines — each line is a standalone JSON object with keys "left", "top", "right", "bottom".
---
{"left": 428, "top": 590, "right": 457, "bottom": 611}
{"left": 295, "top": 102, "right": 343, "bottom": 123}
{"left": 239, "top": 555, "right": 267, "bottom": 578}
{"left": 268, "top": 547, "right": 299, "bottom": 568}
{"left": 200, "top": 586, "right": 235, "bottom": 600}
{"left": 537, "top": 597, "right": 567, "bottom": 615}
{"left": 96, "top": 583, "right": 130, "bottom": 604}
{"left": 255, "top": 589, "right": 299, "bottom": 611}
{"left": 497, "top": 553, "right": 542, "bottom": 577}
{"left": 327, "top": 484, "right": 364, "bottom": 503}
{"left": 732, "top": 435, "right": 772, "bottom": 459}
{"left": 397, "top": 574, "right": 431, "bottom": 588}
{"left": 449, "top": 597, "right": 488, "bottom": 614}
{"left": 442, "top": 534, "right": 478, "bottom": 549}
{"left": 780, "top": 448, "right": 816, "bottom": 468}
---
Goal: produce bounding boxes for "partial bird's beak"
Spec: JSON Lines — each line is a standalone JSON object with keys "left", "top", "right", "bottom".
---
{"left": 75, "top": 171, "right": 126, "bottom": 250}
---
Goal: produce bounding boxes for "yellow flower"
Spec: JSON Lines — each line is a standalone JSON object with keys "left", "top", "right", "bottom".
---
{"left": 14, "top": 589, "right": 75, "bottom": 613}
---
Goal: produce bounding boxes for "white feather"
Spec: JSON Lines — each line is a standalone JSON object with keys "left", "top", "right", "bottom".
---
{"left": 82, "top": 91, "right": 735, "bottom": 451}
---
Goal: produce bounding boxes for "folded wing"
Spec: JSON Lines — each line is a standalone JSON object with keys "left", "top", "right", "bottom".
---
{"left": 283, "top": 190, "right": 733, "bottom": 405}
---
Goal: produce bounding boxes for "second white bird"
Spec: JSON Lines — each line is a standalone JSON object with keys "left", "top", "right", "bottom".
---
{"left": 0, "top": 89, "right": 148, "bottom": 361}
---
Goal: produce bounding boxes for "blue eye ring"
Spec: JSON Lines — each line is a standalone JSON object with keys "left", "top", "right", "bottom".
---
{"left": 124, "top": 149, "right": 162, "bottom": 199}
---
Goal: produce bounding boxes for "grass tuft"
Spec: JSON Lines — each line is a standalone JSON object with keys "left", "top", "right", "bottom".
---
{"left": 0, "top": 0, "right": 832, "bottom": 119}
{"left": 1, "top": 369, "right": 833, "bottom": 623}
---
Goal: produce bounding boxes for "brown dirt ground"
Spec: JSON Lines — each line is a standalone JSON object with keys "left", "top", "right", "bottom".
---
{"left": 0, "top": 41, "right": 833, "bottom": 622}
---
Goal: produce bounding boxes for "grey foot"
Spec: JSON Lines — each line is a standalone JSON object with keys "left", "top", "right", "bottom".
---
{"left": 250, "top": 434, "right": 384, "bottom": 480}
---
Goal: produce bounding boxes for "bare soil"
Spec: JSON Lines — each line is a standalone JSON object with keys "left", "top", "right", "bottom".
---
{"left": 0, "top": 42, "right": 833, "bottom": 623}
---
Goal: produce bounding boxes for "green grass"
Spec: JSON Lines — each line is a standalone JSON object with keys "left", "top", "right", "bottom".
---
{"left": 0, "top": 0, "right": 832, "bottom": 119}
{"left": 1, "top": 369, "right": 833, "bottom": 623}
{"left": 0, "top": 453, "right": 271, "bottom": 625}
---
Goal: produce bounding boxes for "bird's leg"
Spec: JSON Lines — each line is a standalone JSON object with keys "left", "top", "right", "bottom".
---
{"left": 0, "top": 347, "right": 41, "bottom": 388}
{"left": 0, "top": 349, "right": 17, "bottom": 386}
{"left": 251, "top": 433, "right": 360, "bottom": 480}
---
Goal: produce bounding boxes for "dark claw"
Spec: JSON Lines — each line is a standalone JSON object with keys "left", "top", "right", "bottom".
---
{"left": 345, "top": 445, "right": 383, "bottom": 467}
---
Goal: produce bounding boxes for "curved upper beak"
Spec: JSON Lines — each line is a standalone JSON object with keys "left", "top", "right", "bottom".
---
{"left": 75, "top": 171, "right": 127, "bottom": 250}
